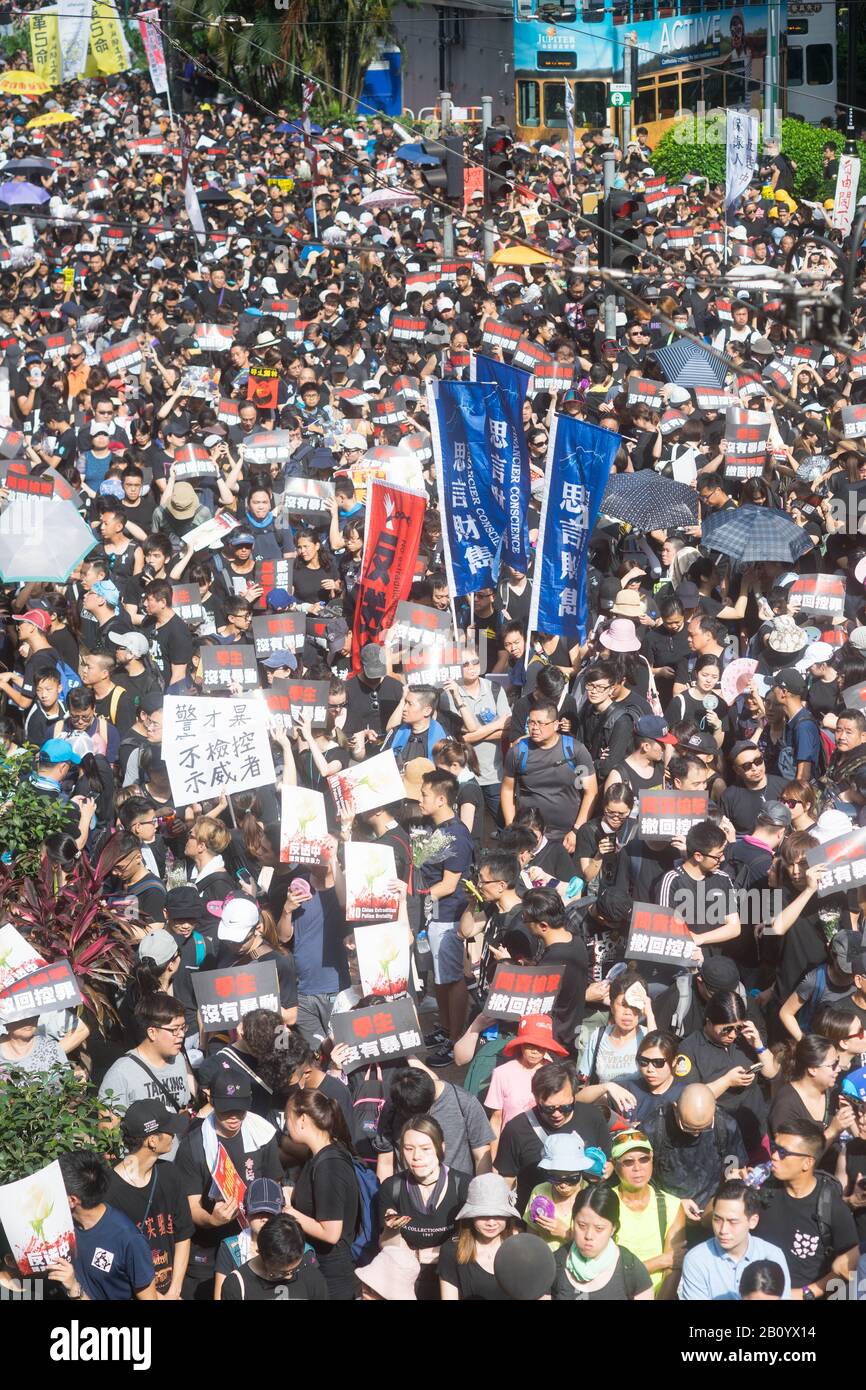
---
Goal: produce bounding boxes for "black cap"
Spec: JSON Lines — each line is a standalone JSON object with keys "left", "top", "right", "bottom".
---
{"left": 211, "top": 1073, "right": 252, "bottom": 1113}
{"left": 121, "top": 1099, "right": 190, "bottom": 1139}
{"left": 164, "top": 885, "right": 208, "bottom": 924}
{"left": 772, "top": 667, "right": 807, "bottom": 698}
{"left": 697, "top": 957, "right": 740, "bottom": 991}
{"left": 596, "top": 888, "right": 633, "bottom": 925}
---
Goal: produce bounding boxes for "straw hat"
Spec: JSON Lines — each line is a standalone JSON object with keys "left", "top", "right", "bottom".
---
{"left": 611, "top": 590, "right": 646, "bottom": 620}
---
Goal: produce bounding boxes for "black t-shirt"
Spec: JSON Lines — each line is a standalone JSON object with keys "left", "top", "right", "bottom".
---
{"left": 174, "top": 1124, "right": 284, "bottom": 1277}
{"left": 221, "top": 1251, "right": 329, "bottom": 1301}
{"left": 719, "top": 777, "right": 787, "bottom": 833}
{"left": 551, "top": 1242, "right": 653, "bottom": 1300}
{"left": 437, "top": 1235, "right": 511, "bottom": 1300}
{"left": 541, "top": 937, "right": 589, "bottom": 1052}
{"left": 291, "top": 1143, "right": 359, "bottom": 1292}
{"left": 378, "top": 1168, "right": 470, "bottom": 1251}
{"left": 145, "top": 613, "right": 194, "bottom": 682}
{"left": 768, "top": 1082, "right": 830, "bottom": 1138}
{"left": 495, "top": 1106, "right": 611, "bottom": 1210}
{"left": 657, "top": 867, "right": 736, "bottom": 938}
{"left": 756, "top": 1178, "right": 857, "bottom": 1285}
{"left": 95, "top": 682, "right": 138, "bottom": 736}
{"left": 504, "top": 736, "right": 594, "bottom": 838}
{"left": 343, "top": 674, "right": 404, "bottom": 739}
{"left": 106, "top": 1164, "right": 195, "bottom": 1294}
{"left": 292, "top": 563, "right": 332, "bottom": 606}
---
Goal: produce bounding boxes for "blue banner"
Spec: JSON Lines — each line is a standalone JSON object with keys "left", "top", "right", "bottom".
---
{"left": 473, "top": 353, "right": 531, "bottom": 576}
{"left": 428, "top": 379, "right": 504, "bottom": 597}
{"left": 528, "top": 415, "right": 620, "bottom": 641}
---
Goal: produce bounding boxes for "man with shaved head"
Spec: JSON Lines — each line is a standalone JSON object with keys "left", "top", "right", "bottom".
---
{"left": 644, "top": 1084, "right": 748, "bottom": 1222}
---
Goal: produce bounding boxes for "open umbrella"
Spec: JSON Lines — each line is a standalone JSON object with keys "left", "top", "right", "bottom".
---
{"left": 195, "top": 186, "right": 231, "bottom": 204}
{"left": 1, "top": 158, "right": 56, "bottom": 175}
{"left": 0, "top": 72, "right": 52, "bottom": 96}
{"left": 395, "top": 142, "right": 440, "bottom": 167}
{"left": 600, "top": 472, "right": 699, "bottom": 532}
{"left": 26, "top": 111, "right": 76, "bottom": 129}
{"left": 276, "top": 120, "right": 322, "bottom": 135}
{"left": 652, "top": 339, "right": 728, "bottom": 389}
{"left": 0, "top": 494, "right": 96, "bottom": 582}
{"left": 360, "top": 187, "right": 420, "bottom": 210}
{"left": 701, "top": 503, "right": 815, "bottom": 563}
{"left": 0, "top": 181, "right": 50, "bottom": 206}
{"left": 490, "top": 245, "right": 555, "bottom": 266}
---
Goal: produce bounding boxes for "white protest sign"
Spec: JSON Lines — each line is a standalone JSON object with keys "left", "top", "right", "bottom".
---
{"left": 280, "top": 785, "right": 330, "bottom": 865}
{"left": 0, "top": 923, "right": 46, "bottom": 992}
{"left": 327, "top": 749, "right": 405, "bottom": 819}
{"left": 344, "top": 841, "right": 400, "bottom": 922}
{"left": 353, "top": 920, "right": 412, "bottom": 999}
{"left": 163, "top": 694, "right": 276, "bottom": 807}
{"left": 0, "top": 1161, "right": 76, "bottom": 1275}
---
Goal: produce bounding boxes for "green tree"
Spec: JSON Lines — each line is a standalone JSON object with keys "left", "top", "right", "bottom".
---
{"left": 0, "top": 1068, "right": 120, "bottom": 1185}
{"left": 0, "top": 750, "right": 75, "bottom": 876}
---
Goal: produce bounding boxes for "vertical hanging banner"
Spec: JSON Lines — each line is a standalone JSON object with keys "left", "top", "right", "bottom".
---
{"left": 180, "top": 122, "right": 207, "bottom": 249}
{"left": 352, "top": 479, "right": 427, "bottom": 671}
{"left": 832, "top": 153, "right": 861, "bottom": 237}
{"left": 724, "top": 109, "right": 759, "bottom": 211}
{"left": 528, "top": 415, "right": 619, "bottom": 640}
{"left": 87, "top": 0, "right": 132, "bottom": 75}
{"left": 137, "top": 7, "right": 168, "bottom": 94}
{"left": 472, "top": 353, "right": 532, "bottom": 576}
{"left": 429, "top": 378, "right": 503, "bottom": 597}
{"left": 29, "top": 12, "right": 62, "bottom": 87}
{"left": 57, "top": 0, "right": 93, "bottom": 82}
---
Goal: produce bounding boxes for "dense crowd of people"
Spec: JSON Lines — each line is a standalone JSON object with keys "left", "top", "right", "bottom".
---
{"left": 1, "top": 46, "right": 866, "bottom": 1306}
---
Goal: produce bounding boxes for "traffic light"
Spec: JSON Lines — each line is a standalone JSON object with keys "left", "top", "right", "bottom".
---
{"left": 421, "top": 135, "right": 464, "bottom": 200}
{"left": 483, "top": 125, "right": 513, "bottom": 204}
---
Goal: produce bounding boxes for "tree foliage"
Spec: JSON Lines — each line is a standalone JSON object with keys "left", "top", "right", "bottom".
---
{"left": 653, "top": 117, "right": 866, "bottom": 199}
{"left": 0, "top": 1067, "right": 120, "bottom": 1186}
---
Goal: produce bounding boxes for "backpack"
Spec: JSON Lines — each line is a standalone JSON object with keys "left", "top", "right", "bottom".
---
{"left": 462, "top": 1034, "right": 509, "bottom": 1102}
{"left": 777, "top": 711, "right": 828, "bottom": 781}
{"left": 350, "top": 1158, "right": 381, "bottom": 1265}
{"left": 760, "top": 1172, "right": 838, "bottom": 1252}
{"left": 55, "top": 659, "right": 82, "bottom": 700}
{"left": 514, "top": 733, "right": 581, "bottom": 779}
{"left": 349, "top": 1065, "right": 386, "bottom": 1159}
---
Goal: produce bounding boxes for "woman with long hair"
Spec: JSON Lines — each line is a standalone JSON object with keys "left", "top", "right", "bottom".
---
{"left": 551, "top": 1184, "right": 654, "bottom": 1300}
{"left": 378, "top": 1115, "right": 471, "bottom": 1300}
{"left": 292, "top": 527, "right": 337, "bottom": 611}
{"left": 118, "top": 930, "right": 180, "bottom": 1041}
{"left": 283, "top": 1089, "right": 360, "bottom": 1301}
{"left": 432, "top": 736, "right": 484, "bottom": 845}
{"left": 438, "top": 1174, "right": 521, "bottom": 1301}
{"left": 769, "top": 1034, "right": 856, "bottom": 1145}
{"left": 578, "top": 970, "right": 654, "bottom": 1090}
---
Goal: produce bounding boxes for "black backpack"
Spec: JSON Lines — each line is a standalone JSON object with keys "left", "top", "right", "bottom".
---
{"left": 348, "top": 1066, "right": 386, "bottom": 1161}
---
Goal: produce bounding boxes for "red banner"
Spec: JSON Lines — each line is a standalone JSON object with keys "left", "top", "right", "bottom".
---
{"left": 352, "top": 480, "right": 426, "bottom": 673}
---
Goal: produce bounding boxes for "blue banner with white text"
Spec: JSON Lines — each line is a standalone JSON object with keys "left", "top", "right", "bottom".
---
{"left": 473, "top": 353, "right": 531, "bottom": 577}
{"left": 428, "top": 379, "right": 504, "bottom": 596}
{"left": 528, "top": 415, "right": 620, "bottom": 641}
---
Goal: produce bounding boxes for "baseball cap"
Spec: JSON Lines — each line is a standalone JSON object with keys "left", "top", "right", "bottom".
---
{"left": 797, "top": 640, "right": 835, "bottom": 672}
{"left": 611, "top": 1129, "right": 653, "bottom": 1161}
{"left": 360, "top": 644, "right": 386, "bottom": 679}
{"left": 636, "top": 715, "right": 677, "bottom": 746}
{"left": 164, "top": 885, "right": 209, "bottom": 924}
{"left": 40, "top": 737, "right": 81, "bottom": 766}
{"left": 110, "top": 629, "right": 151, "bottom": 659}
{"left": 675, "top": 581, "right": 700, "bottom": 609}
{"left": 679, "top": 730, "right": 717, "bottom": 755}
{"left": 243, "top": 1177, "right": 283, "bottom": 1217}
{"left": 830, "top": 929, "right": 861, "bottom": 976}
{"left": 121, "top": 1099, "right": 190, "bottom": 1140}
{"left": 229, "top": 531, "right": 255, "bottom": 548}
{"left": 341, "top": 432, "right": 366, "bottom": 450}
{"left": 261, "top": 649, "right": 298, "bottom": 670}
{"left": 757, "top": 800, "right": 793, "bottom": 829}
{"left": 266, "top": 587, "right": 294, "bottom": 611}
{"left": 667, "top": 386, "right": 691, "bottom": 405}
{"left": 217, "top": 897, "right": 261, "bottom": 943}
{"left": 698, "top": 956, "right": 740, "bottom": 991}
{"left": 13, "top": 608, "right": 52, "bottom": 633}
{"left": 138, "top": 929, "right": 178, "bottom": 967}
{"left": 772, "top": 667, "right": 807, "bottom": 697}
{"left": 211, "top": 1073, "right": 252, "bottom": 1113}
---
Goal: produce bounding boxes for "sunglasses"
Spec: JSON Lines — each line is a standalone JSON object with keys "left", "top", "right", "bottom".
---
{"left": 780, "top": 797, "right": 801, "bottom": 808}
{"left": 637, "top": 1056, "right": 667, "bottom": 1069}
{"left": 737, "top": 756, "right": 765, "bottom": 771}
{"left": 771, "top": 1143, "right": 813, "bottom": 1161}
{"left": 537, "top": 1101, "right": 575, "bottom": 1116}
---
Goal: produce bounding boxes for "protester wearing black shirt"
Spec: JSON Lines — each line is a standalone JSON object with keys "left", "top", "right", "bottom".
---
{"left": 108, "top": 1100, "right": 195, "bottom": 1297}
{"left": 494, "top": 1061, "right": 612, "bottom": 1210}
{"left": 284, "top": 1090, "right": 360, "bottom": 1301}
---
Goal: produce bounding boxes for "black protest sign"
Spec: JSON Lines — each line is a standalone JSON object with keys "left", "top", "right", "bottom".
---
{"left": 0, "top": 960, "right": 82, "bottom": 1024}
{"left": 638, "top": 790, "right": 708, "bottom": 839}
{"left": 192, "top": 963, "right": 280, "bottom": 1033}
{"left": 805, "top": 826, "right": 866, "bottom": 898}
{"left": 485, "top": 964, "right": 563, "bottom": 1022}
{"left": 626, "top": 902, "right": 697, "bottom": 966}
{"left": 252, "top": 612, "right": 306, "bottom": 656}
{"left": 329, "top": 997, "right": 423, "bottom": 1072}
{"left": 200, "top": 644, "right": 259, "bottom": 690}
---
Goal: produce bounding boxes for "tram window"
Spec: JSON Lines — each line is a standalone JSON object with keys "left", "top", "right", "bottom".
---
{"left": 515, "top": 0, "right": 534, "bottom": 17}
{"left": 806, "top": 45, "right": 833, "bottom": 86}
{"left": 635, "top": 84, "right": 657, "bottom": 125}
{"left": 787, "top": 46, "right": 803, "bottom": 86}
{"left": 658, "top": 81, "right": 680, "bottom": 119}
{"left": 540, "top": 2, "right": 577, "bottom": 18}
{"left": 518, "top": 80, "right": 541, "bottom": 126}
{"left": 680, "top": 75, "right": 701, "bottom": 113}
{"left": 612, "top": 0, "right": 628, "bottom": 23}
{"left": 702, "top": 70, "right": 724, "bottom": 108}
{"left": 544, "top": 82, "right": 567, "bottom": 126}
{"left": 573, "top": 81, "right": 607, "bottom": 125}
{"left": 680, "top": 0, "right": 701, "bottom": 14}
{"left": 632, "top": 0, "right": 654, "bottom": 19}
{"left": 581, "top": 0, "right": 604, "bottom": 20}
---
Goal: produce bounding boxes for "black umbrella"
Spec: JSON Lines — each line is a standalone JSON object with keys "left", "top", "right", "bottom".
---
{"left": 195, "top": 186, "right": 231, "bottom": 204}
{"left": 601, "top": 471, "right": 699, "bottom": 532}
{"left": 2, "top": 158, "right": 55, "bottom": 175}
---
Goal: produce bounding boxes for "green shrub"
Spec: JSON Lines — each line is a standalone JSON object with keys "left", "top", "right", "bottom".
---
{"left": 0, "top": 1068, "right": 120, "bottom": 1185}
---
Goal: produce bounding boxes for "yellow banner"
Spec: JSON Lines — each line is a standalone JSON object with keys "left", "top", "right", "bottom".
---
{"left": 29, "top": 15, "right": 61, "bottom": 88}
{"left": 87, "top": 0, "right": 131, "bottom": 76}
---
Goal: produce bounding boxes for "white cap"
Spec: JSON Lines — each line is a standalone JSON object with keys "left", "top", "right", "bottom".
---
{"left": 217, "top": 898, "right": 261, "bottom": 943}
{"left": 668, "top": 386, "right": 691, "bottom": 405}
{"left": 813, "top": 809, "right": 853, "bottom": 844}
{"left": 334, "top": 210, "right": 353, "bottom": 226}
{"left": 342, "top": 432, "right": 366, "bottom": 450}
{"left": 728, "top": 226, "right": 748, "bottom": 242}
{"left": 437, "top": 296, "right": 454, "bottom": 311}
{"left": 796, "top": 640, "right": 835, "bottom": 672}
{"left": 855, "top": 555, "right": 866, "bottom": 588}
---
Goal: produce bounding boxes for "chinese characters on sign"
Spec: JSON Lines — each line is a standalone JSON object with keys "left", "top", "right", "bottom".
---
{"left": 485, "top": 964, "right": 563, "bottom": 1022}
{"left": 200, "top": 644, "right": 259, "bottom": 691}
{"left": 192, "top": 962, "right": 280, "bottom": 1032}
{"left": 162, "top": 695, "right": 276, "bottom": 807}
{"left": 625, "top": 903, "right": 696, "bottom": 965}
{"left": 0, "top": 960, "right": 82, "bottom": 1024}
{"left": 788, "top": 575, "right": 846, "bottom": 616}
{"left": 330, "top": 997, "right": 423, "bottom": 1072}
{"left": 280, "top": 786, "right": 330, "bottom": 865}
{"left": 805, "top": 826, "right": 866, "bottom": 898}
{"left": 638, "top": 790, "right": 708, "bottom": 840}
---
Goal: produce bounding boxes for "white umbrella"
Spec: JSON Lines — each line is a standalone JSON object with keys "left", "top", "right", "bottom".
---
{"left": 360, "top": 188, "right": 420, "bottom": 210}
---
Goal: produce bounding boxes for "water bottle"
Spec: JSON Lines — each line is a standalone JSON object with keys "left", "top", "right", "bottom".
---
{"left": 416, "top": 929, "right": 432, "bottom": 960}
{"left": 837, "top": 1131, "right": 854, "bottom": 1146}
{"left": 743, "top": 1162, "right": 773, "bottom": 1189}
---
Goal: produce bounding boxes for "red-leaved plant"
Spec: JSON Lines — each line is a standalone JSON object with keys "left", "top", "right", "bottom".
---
{"left": 0, "top": 843, "right": 137, "bottom": 1030}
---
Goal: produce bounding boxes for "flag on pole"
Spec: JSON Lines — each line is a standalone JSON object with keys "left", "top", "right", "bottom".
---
{"left": 428, "top": 379, "right": 504, "bottom": 596}
{"left": 29, "top": 12, "right": 62, "bottom": 87}
{"left": 528, "top": 415, "right": 619, "bottom": 640}
{"left": 302, "top": 77, "right": 318, "bottom": 114}
{"left": 831, "top": 154, "right": 861, "bottom": 238}
{"left": 137, "top": 8, "right": 168, "bottom": 94}
{"left": 724, "top": 109, "right": 759, "bottom": 211}
{"left": 180, "top": 125, "right": 207, "bottom": 248}
{"left": 472, "top": 354, "right": 532, "bottom": 576}
{"left": 564, "top": 79, "right": 576, "bottom": 169}
{"left": 352, "top": 480, "right": 427, "bottom": 671}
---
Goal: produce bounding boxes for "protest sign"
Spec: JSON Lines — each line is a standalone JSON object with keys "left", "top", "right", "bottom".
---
{"left": 353, "top": 479, "right": 427, "bottom": 666}
{"left": 480, "top": 320, "right": 522, "bottom": 356}
{"left": 805, "top": 825, "right": 866, "bottom": 898}
{"left": 353, "top": 921, "right": 411, "bottom": 997}
{"left": 281, "top": 477, "right": 333, "bottom": 520}
{"left": 242, "top": 430, "right": 294, "bottom": 467}
{"left": 279, "top": 785, "right": 330, "bottom": 865}
{"left": 344, "top": 841, "right": 401, "bottom": 922}
{"left": 842, "top": 682, "right": 866, "bottom": 711}
{"left": 0, "top": 1161, "right": 76, "bottom": 1275}
{"left": 100, "top": 337, "right": 142, "bottom": 374}
{"left": 266, "top": 679, "right": 330, "bottom": 727}
{"left": 200, "top": 644, "right": 258, "bottom": 691}
{"left": 724, "top": 407, "right": 770, "bottom": 479}
{"left": 330, "top": 997, "right": 423, "bottom": 1072}
{"left": 842, "top": 405, "right": 866, "bottom": 439}
{"left": 0, "top": 959, "right": 82, "bottom": 1024}
{"left": 171, "top": 584, "right": 206, "bottom": 627}
{"left": 176, "top": 370, "right": 220, "bottom": 403}
{"left": 390, "top": 315, "right": 427, "bottom": 342}
{"left": 162, "top": 695, "right": 276, "bottom": 806}
{"left": 183, "top": 509, "right": 239, "bottom": 553}
{"left": 625, "top": 903, "right": 696, "bottom": 966}
{"left": 252, "top": 612, "right": 306, "bottom": 656}
{"left": 193, "top": 324, "right": 234, "bottom": 353}
{"left": 0, "top": 923, "right": 46, "bottom": 991}
{"left": 210, "top": 1145, "right": 248, "bottom": 1228}
{"left": 192, "top": 962, "right": 280, "bottom": 1032}
{"left": 511, "top": 339, "right": 553, "bottom": 375}
{"left": 246, "top": 369, "right": 279, "bottom": 410}
{"left": 484, "top": 964, "right": 564, "bottom": 1022}
{"left": 404, "top": 641, "right": 463, "bottom": 686}
{"left": 638, "top": 790, "right": 708, "bottom": 840}
{"left": 327, "top": 749, "right": 405, "bottom": 819}
{"left": 255, "top": 559, "right": 294, "bottom": 602}
{"left": 388, "top": 601, "right": 453, "bottom": 651}
{"left": 626, "top": 378, "right": 665, "bottom": 409}
{"left": 788, "top": 575, "right": 846, "bottom": 617}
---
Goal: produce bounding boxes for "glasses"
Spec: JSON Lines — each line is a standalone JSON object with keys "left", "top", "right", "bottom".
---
{"left": 158, "top": 1024, "right": 186, "bottom": 1037}
{"left": 527, "top": 718, "right": 555, "bottom": 728}
{"left": 771, "top": 1143, "right": 813, "bottom": 1161}
{"left": 716, "top": 1023, "right": 744, "bottom": 1038}
{"left": 820, "top": 1057, "right": 842, "bottom": 1071}
{"left": 676, "top": 1112, "right": 712, "bottom": 1135}
{"left": 701, "top": 849, "right": 726, "bottom": 863}
{"left": 462, "top": 658, "right": 480, "bottom": 668}
{"left": 538, "top": 1101, "right": 575, "bottom": 1116}
{"left": 637, "top": 1056, "right": 667, "bottom": 1069}
{"left": 737, "top": 756, "right": 765, "bottom": 772}
{"left": 586, "top": 683, "right": 611, "bottom": 694}
{"left": 547, "top": 1172, "right": 581, "bottom": 1185}
{"left": 846, "top": 1025, "right": 866, "bottom": 1039}
{"left": 780, "top": 798, "right": 801, "bottom": 809}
